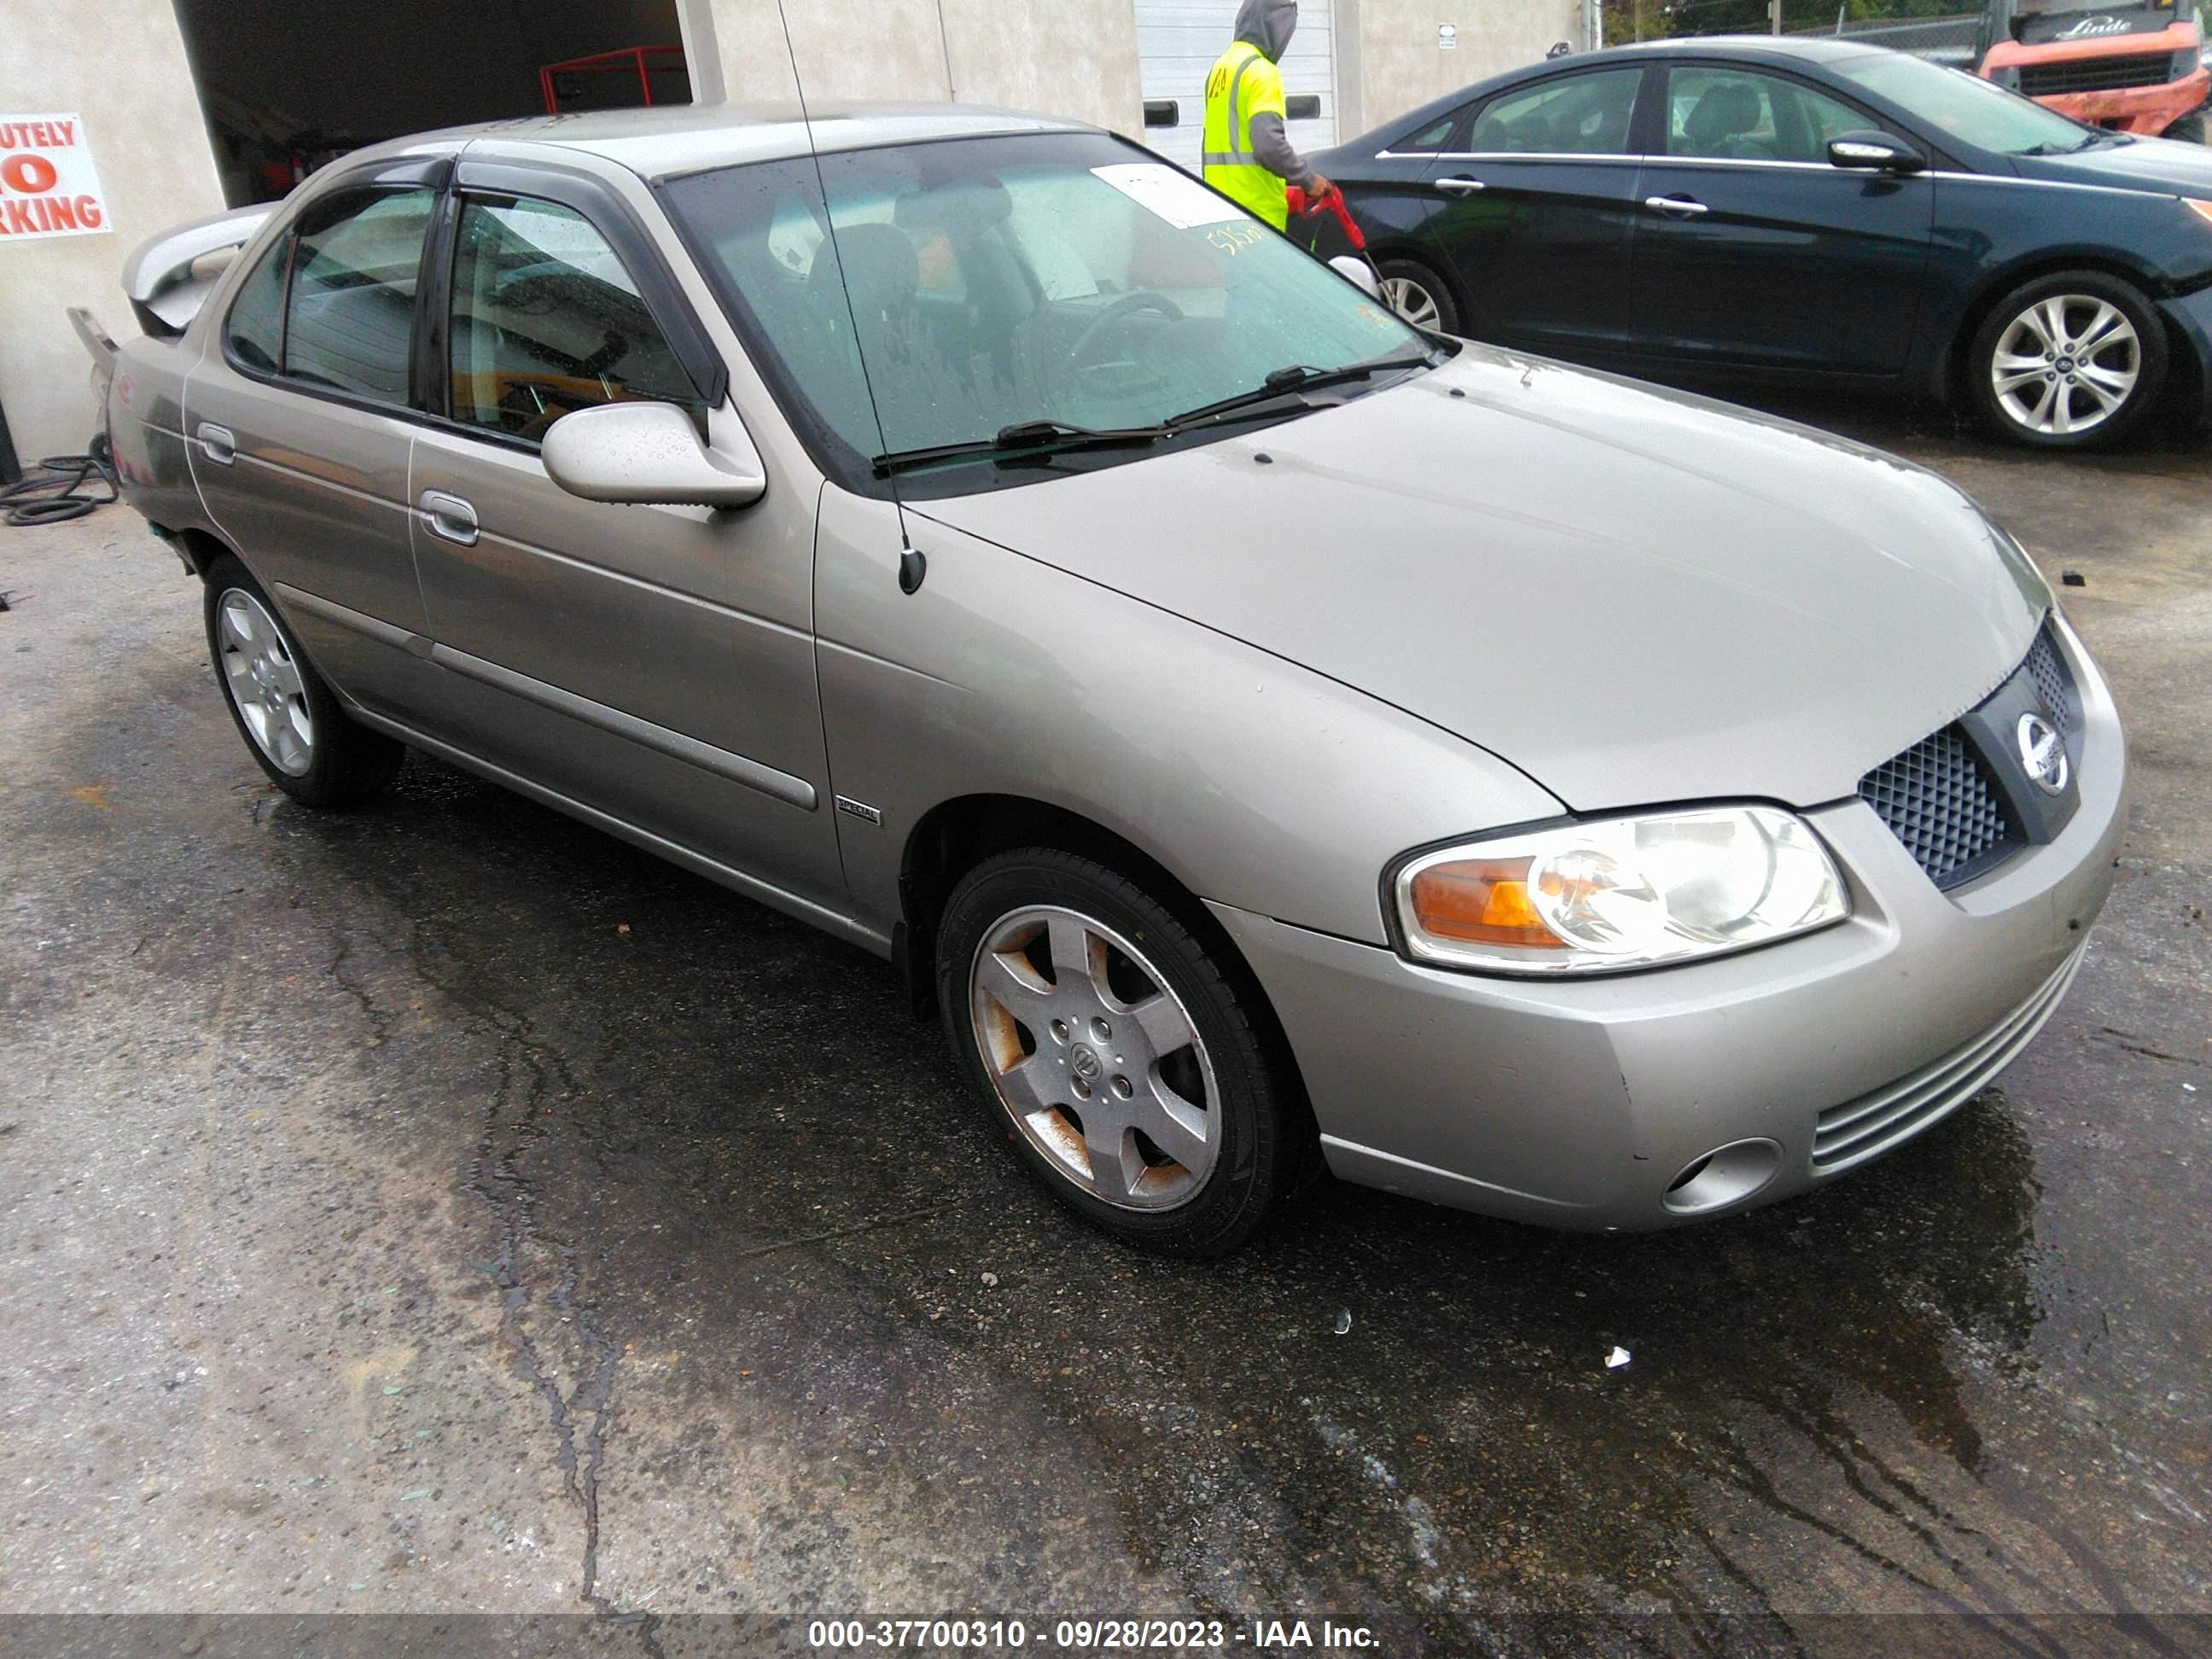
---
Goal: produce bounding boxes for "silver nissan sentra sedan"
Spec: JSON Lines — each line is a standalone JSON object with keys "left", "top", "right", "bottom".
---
{"left": 84, "top": 102, "right": 2124, "bottom": 1255}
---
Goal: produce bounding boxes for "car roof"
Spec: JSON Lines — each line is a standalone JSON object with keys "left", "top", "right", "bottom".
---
{"left": 381, "top": 100, "right": 1095, "bottom": 182}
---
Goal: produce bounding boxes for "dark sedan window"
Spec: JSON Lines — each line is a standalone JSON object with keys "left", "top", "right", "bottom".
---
{"left": 448, "top": 195, "right": 706, "bottom": 443}
{"left": 282, "top": 187, "right": 434, "bottom": 405}
{"left": 1395, "top": 111, "right": 1464, "bottom": 152}
{"left": 1666, "top": 68, "right": 1871, "bottom": 163}
{"left": 1467, "top": 68, "right": 1643, "bottom": 155}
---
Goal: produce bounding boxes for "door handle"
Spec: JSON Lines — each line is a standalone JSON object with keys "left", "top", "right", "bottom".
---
{"left": 196, "top": 422, "right": 236, "bottom": 465}
{"left": 418, "top": 490, "right": 479, "bottom": 547}
{"left": 1644, "top": 195, "right": 1710, "bottom": 217}
{"left": 1432, "top": 176, "right": 1487, "bottom": 195}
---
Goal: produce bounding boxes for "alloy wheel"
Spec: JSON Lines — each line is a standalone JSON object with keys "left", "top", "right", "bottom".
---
{"left": 1381, "top": 275, "right": 1441, "bottom": 331}
{"left": 1989, "top": 294, "right": 2140, "bottom": 439}
{"left": 968, "top": 905, "right": 1219, "bottom": 1210}
{"left": 216, "top": 588, "right": 315, "bottom": 776}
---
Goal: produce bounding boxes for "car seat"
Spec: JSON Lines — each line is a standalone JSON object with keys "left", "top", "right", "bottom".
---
{"left": 1681, "top": 83, "right": 1777, "bottom": 160}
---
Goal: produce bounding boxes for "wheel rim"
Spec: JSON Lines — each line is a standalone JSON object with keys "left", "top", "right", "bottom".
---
{"left": 1990, "top": 294, "right": 2139, "bottom": 438}
{"left": 1380, "top": 276, "right": 1441, "bottom": 331}
{"left": 217, "top": 588, "right": 315, "bottom": 776}
{"left": 969, "top": 905, "right": 1220, "bottom": 1212}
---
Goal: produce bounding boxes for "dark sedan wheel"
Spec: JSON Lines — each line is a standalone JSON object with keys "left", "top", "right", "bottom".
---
{"left": 204, "top": 553, "right": 405, "bottom": 808}
{"left": 1377, "top": 259, "right": 1461, "bottom": 335}
{"left": 1967, "top": 271, "right": 2167, "bottom": 450}
{"left": 935, "top": 848, "right": 1300, "bottom": 1256}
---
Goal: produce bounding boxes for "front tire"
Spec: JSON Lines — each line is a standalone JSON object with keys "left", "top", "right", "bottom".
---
{"left": 203, "top": 553, "right": 404, "bottom": 808}
{"left": 1376, "top": 258, "right": 1462, "bottom": 335}
{"left": 1965, "top": 271, "right": 2167, "bottom": 450}
{"left": 934, "top": 848, "right": 1301, "bottom": 1256}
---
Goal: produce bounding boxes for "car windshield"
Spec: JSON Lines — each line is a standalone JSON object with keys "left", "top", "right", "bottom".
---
{"left": 1831, "top": 50, "right": 2105, "bottom": 154}
{"left": 661, "top": 131, "right": 1427, "bottom": 492}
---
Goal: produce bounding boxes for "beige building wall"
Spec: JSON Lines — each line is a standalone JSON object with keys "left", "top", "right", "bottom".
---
{"left": 682, "top": 0, "right": 1144, "bottom": 135}
{"left": 1342, "top": 0, "right": 1582, "bottom": 137}
{"left": 0, "top": 0, "right": 224, "bottom": 460}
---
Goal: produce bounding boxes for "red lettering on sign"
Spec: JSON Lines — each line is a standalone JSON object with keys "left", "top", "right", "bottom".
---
{"left": 56, "top": 121, "right": 75, "bottom": 146}
{"left": 77, "top": 195, "right": 102, "bottom": 229}
{"left": 3, "top": 199, "right": 34, "bottom": 234}
{"left": 48, "top": 195, "right": 76, "bottom": 231}
{"left": 1, "top": 154, "right": 59, "bottom": 194}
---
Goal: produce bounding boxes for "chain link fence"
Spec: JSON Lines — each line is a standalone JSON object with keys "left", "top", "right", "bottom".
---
{"left": 1604, "top": 0, "right": 1982, "bottom": 61}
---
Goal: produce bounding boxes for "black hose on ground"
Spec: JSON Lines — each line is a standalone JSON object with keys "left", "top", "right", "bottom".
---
{"left": 3, "top": 434, "right": 117, "bottom": 527}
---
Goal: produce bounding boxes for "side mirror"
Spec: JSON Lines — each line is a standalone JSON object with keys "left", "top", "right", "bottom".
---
{"left": 543, "top": 401, "right": 765, "bottom": 508}
{"left": 1330, "top": 254, "right": 1382, "bottom": 301}
{"left": 1826, "top": 130, "right": 1926, "bottom": 174}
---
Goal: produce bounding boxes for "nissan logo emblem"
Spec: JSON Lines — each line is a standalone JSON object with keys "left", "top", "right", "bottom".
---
{"left": 2017, "top": 712, "right": 2069, "bottom": 796}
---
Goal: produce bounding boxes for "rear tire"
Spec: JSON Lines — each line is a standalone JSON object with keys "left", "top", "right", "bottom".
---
{"left": 935, "top": 848, "right": 1301, "bottom": 1257}
{"left": 1377, "top": 258, "right": 1462, "bottom": 335}
{"left": 203, "top": 552, "right": 405, "bottom": 808}
{"left": 1965, "top": 270, "right": 2167, "bottom": 450}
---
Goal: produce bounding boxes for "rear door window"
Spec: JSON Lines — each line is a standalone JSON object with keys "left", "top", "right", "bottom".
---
{"left": 282, "top": 187, "right": 434, "bottom": 403}
{"left": 446, "top": 195, "right": 707, "bottom": 443}
{"left": 1466, "top": 69, "right": 1644, "bottom": 155}
{"left": 224, "top": 232, "right": 291, "bottom": 375}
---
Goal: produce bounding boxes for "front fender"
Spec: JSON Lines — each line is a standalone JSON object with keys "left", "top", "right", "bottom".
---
{"left": 812, "top": 486, "right": 1564, "bottom": 948}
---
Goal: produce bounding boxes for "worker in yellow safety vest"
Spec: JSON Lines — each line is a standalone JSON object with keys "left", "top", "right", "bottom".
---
{"left": 1202, "top": 0, "right": 1332, "bottom": 231}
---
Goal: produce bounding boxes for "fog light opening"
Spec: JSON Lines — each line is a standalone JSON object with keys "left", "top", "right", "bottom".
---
{"left": 1662, "top": 1138, "right": 1782, "bottom": 1216}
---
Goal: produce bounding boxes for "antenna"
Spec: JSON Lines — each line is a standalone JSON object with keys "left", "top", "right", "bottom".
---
{"left": 770, "top": 0, "right": 927, "bottom": 592}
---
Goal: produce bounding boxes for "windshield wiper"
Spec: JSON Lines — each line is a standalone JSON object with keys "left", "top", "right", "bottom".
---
{"left": 872, "top": 419, "right": 1164, "bottom": 477}
{"left": 1165, "top": 352, "right": 1438, "bottom": 430}
{"left": 869, "top": 355, "right": 1438, "bottom": 477}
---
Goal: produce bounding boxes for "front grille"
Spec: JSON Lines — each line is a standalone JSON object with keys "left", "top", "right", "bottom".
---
{"left": 2019, "top": 53, "right": 2175, "bottom": 95}
{"left": 2026, "top": 626, "right": 2079, "bottom": 733}
{"left": 1860, "top": 725, "right": 2017, "bottom": 888}
{"left": 1812, "top": 947, "right": 2085, "bottom": 1172}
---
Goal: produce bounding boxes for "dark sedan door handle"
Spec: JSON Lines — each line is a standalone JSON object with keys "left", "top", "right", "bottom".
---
{"left": 1644, "top": 195, "right": 1710, "bottom": 217}
{"left": 1433, "top": 176, "right": 1487, "bottom": 195}
{"left": 418, "top": 490, "right": 479, "bottom": 548}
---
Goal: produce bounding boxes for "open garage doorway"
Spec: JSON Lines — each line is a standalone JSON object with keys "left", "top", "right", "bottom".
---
{"left": 172, "top": 0, "right": 694, "bottom": 206}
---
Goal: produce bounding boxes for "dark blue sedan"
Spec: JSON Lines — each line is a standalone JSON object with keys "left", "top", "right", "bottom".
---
{"left": 1310, "top": 38, "right": 2212, "bottom": 448}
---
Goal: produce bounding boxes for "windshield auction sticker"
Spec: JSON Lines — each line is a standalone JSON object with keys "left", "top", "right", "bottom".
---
{"left": 0, "top": 114, "right": 109, "bottom": 240}
{"left": 1091, "top": 163, "right": 1243, "bottom": 230}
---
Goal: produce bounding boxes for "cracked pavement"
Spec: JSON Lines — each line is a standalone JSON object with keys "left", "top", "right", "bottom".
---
{"left": 0, "top": 398, "right": 2208, "bottom": 1653}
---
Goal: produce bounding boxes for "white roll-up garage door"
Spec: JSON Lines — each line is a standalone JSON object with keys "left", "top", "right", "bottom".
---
{"left": 1134, "top": 1, "right": 1337, "bottom": 173}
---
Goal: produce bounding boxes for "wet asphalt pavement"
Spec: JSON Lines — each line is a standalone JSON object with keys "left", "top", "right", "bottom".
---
{"left": 1, "top": 399, "right": 2208, "bottom": 1656}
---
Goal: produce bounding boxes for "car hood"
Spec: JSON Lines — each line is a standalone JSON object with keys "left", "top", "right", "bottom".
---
{"left": 2017, "top": 135, "right": 2212, "bottom": 195}
{"left": 915, "top": 347, "right": 2048, "bottom": 812}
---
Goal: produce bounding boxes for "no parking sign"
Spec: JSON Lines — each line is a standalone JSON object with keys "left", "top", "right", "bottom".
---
{"left": 0, "top": 114, "right": 109, "bottom": 240}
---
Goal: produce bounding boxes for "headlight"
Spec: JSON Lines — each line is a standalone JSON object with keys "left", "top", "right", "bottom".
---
{"left": 1391, "top": 806, "right": 1849, "bottom": 975}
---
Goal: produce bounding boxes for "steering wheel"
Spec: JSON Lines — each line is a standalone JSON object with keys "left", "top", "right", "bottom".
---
{"left": 1059, "top": 292, "right": 1185, "bottom": 405}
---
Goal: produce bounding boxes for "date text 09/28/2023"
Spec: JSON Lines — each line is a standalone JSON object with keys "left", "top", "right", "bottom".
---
{"left": 804, "top": 1618, "right": 1381, "bottom": 1650}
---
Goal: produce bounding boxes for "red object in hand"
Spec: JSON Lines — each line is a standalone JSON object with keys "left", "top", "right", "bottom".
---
{"left": 1284, "top": 183, "right": 1366, "bottom": 253}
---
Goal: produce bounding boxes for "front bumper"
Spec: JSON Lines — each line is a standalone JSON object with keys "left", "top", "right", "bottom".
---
{"left": 1214, "top": 615, "right": 2127, "bottom": 1231}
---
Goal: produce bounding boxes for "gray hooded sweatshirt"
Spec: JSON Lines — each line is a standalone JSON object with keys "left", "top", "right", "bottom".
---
{"left": 1231, "top": 0, "right": 1317, "bottom": 189}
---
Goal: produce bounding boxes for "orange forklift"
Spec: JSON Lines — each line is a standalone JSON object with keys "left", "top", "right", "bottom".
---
{"left": 1979, "top": 0, "right": 2209, "bottom": 141}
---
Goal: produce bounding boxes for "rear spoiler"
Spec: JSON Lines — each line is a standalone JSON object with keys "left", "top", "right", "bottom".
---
{"left": 121, "top": 203, "right": 275, "bottom": 337}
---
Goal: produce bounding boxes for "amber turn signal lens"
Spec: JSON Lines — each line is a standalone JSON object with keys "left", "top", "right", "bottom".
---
{"left": 1406, "top": 858, "right": 1568, "bottom": 949}
{"left": 2188, "top": 199, "right": 2212, "bottom": 230}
